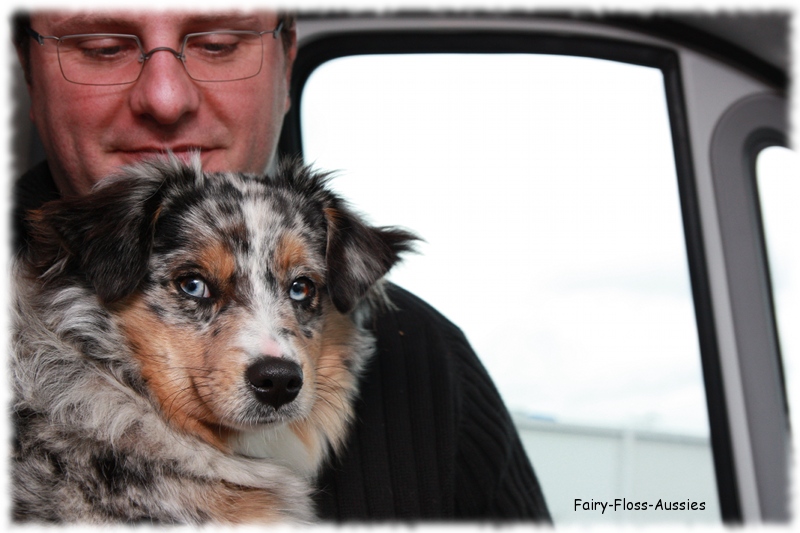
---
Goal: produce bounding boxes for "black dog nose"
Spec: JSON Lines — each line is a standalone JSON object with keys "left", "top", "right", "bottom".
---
{"left": 246, "top": 357, "right": 303, "bottom": 409}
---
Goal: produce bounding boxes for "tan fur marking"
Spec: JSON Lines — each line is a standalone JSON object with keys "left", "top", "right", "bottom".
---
{"left": 275, "top": 233, "right": 309, "bottom": 277}
{"left": 198, "top": 240, "right": 237, "bottom": 291}
{"left": 116, "top": 295, "right": 233, "bottom": 451}
{"left": 314, "top": 310, "right": 360, "bottom": 453}
{"left": 289, "top": 308, "right": 359, "bottom": 462}
{"left": 205, "top": 482, "right": 285, "bottom": 522}
{"left": 323, "top": 206, "right": 342, "bottom": 229}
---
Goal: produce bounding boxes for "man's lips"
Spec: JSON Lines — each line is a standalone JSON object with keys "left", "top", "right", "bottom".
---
{"left": 115, "top": 146, "right": 217, "bottom": 163}
{"left": 117, "top": 146, "right": 212, "bottom": 155}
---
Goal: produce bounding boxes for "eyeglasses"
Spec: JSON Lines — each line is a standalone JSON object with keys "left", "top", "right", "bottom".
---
{"left": 26, "top": 21, "right": 284, "bottom": 86}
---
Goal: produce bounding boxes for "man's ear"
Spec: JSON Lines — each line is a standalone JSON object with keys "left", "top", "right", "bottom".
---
{"left": 324, "top": 204, "right": 418, "bottom": 314}
{"left": 25, "top": 175, "right": 166, "bottom": 305}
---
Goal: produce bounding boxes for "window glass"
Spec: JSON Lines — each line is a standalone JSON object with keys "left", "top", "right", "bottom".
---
{"left": 756, "top": 146, "right": 798, "bottom": 430}
{"left": 300, "top": 53, "right": 720, "bottom": 524}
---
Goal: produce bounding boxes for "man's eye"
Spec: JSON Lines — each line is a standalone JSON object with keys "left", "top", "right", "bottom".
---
{"left": 187, "top": 34, "right": 243, "bottom": 59}
{"left": 70, "top": 37, "right": 139, "bottom": 61}
{"left": 200, "top": 42, "right": 238, "bottom": 55}
{"left": 289, "top": 277, "right": 316, "bottom": 303}
{"left": 177, "top": 276, "right": 212, "bottom": 299}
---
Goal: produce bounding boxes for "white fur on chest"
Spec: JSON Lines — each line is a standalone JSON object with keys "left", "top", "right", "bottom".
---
{"left": 229, "top": 425, "right": 320, "bottom": 479}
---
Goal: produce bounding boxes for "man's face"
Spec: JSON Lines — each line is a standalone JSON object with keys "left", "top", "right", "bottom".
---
{"left": 25, "top": 11, "right": 296, "bottom": 196}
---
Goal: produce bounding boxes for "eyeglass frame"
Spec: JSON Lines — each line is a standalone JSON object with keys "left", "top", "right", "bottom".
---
{"left": 25, "top": 20, "right": 285, "bottom": 86}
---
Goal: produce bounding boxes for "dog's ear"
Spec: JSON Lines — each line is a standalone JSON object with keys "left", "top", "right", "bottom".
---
{"left": 26, "top": 174, "right": 166, "bottom": 305}
{"left": 324, "top": 204, "right": 418, "bottom": 314}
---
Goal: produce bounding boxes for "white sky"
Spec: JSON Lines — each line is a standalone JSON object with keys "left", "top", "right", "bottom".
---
{"left": 302, "top": 54, "right": 713, "bottom": 435}
{"left": 757, "top": 146, "right": 800, "bottom": 435}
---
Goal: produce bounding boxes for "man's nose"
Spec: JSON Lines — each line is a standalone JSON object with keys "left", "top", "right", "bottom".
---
{"left": 128, "top": 48, "right": 201, "bottom": 125}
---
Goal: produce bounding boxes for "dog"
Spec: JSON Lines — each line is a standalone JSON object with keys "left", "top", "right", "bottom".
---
{"left": 11, "top": 156, "right": 417, "bottom": 524}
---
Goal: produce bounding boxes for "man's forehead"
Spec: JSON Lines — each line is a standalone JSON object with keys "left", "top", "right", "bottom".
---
{"left": 32, "top": 10, "right": 274, "bottom": 35}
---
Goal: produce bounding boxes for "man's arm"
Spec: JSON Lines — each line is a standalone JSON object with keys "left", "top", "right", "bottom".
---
{"left": 313, "top": 284, "right": 550, "bottom": 521}
{"left": 448, "top": 323, "right": 551, "bottom": 519}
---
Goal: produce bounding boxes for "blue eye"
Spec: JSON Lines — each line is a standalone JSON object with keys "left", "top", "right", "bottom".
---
{"left": 178, "top": 276, "right": 211, "bottom": 299}
{"left": 289, "top": 278, "right": 315, "bottom": 303}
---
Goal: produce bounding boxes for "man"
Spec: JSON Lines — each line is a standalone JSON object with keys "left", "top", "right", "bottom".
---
{"left": 12, "top": 10, "right": 550, "bottom": 521}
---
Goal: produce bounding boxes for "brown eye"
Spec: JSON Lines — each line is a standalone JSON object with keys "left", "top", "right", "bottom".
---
{"left": 289, "top": 277, "right": 315, "bottom": 303}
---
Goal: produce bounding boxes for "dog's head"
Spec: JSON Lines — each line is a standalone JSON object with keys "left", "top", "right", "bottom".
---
{"left": 25, "top": 157, "right": 416, "bottom": 450}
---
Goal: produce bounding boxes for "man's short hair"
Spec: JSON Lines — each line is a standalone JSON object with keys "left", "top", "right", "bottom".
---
{"left": 11, "top": 11, "right": 32, "bottom": 85}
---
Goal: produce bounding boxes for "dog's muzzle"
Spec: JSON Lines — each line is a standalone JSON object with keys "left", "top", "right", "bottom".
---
{"left": 246, "top": 357, "right": 304, "bottom": 409}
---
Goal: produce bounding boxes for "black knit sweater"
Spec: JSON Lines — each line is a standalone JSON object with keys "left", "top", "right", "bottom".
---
{"left": 13, "top": 161, "right": 551, "bottom": 522}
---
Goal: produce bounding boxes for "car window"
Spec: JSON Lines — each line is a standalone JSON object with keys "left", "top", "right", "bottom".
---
{"left": 299, "top": 53, "right": 721, "bottom": 524}
{"left": 756, "top": 146, "right": 798, "bottom": 428}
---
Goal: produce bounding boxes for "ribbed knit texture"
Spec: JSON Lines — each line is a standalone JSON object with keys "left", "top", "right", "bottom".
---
{"left": 15, "top": 162, "right": 551, "bottom": 522}
{"left": 313, "top": 285, "right": 551, "bottom": 521}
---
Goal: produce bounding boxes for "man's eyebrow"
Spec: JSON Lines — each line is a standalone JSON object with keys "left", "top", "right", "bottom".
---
{"left": 179, "top": 13, "right": 266, "bottom": 31}
{"left": 45, "top": 14, "right": 138, "bottom": 35}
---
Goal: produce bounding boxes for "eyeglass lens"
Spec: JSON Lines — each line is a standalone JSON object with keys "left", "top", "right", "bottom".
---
{"left": 56, "top": 32, "right": 265, "bottom": 86}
